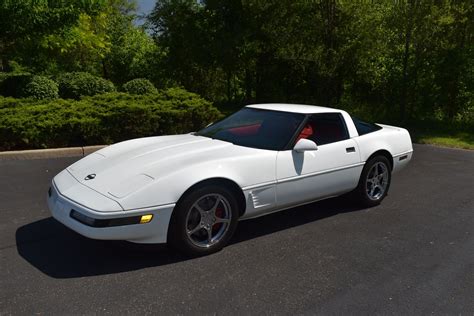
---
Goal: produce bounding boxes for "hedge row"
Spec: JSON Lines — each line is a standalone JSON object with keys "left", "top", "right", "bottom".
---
{"left": 0, "top": 88, "right": 222, "bottom": 150}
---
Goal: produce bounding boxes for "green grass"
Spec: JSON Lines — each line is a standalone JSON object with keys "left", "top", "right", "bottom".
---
{"left": 405, "top": 120, "right": 473, "bottom": 150}
{"left": 412, "top": 133, "right": 473, "bottom": 150}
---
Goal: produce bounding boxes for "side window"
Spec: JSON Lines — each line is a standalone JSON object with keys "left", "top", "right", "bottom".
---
{"left": 304, "top": 113, "right": 349, "bottom": 146}
{"left": 352, "top": 117, "right": 382, "bottom": 135}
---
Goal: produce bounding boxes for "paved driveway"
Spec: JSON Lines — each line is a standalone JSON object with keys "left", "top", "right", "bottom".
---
{"left": 1, "top": 144, "right": 473, "bottom": 314}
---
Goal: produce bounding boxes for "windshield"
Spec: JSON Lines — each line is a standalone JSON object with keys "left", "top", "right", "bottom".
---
{"left": 196, "top": 108, "right": 305, "bottom": 150}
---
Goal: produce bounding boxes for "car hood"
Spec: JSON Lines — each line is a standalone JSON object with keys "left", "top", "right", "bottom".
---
{"left": 67, "top": 134, "right": 233, "bottom": 202}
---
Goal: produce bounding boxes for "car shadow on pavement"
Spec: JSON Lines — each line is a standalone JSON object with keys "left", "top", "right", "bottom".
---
{"left": 16, "top": 196, "right": 366, "bottom": 279}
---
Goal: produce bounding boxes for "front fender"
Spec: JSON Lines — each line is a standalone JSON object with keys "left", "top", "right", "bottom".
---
{"left": 119, "top": 151, "right": 277, "bottom": 210}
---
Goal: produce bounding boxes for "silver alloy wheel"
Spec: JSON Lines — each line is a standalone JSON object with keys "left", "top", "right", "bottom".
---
{"left": 366, "top": 162, "right": 389, "bottom": 201}
{"left": 185, "top": 193, "right": 232, "bottom": 248}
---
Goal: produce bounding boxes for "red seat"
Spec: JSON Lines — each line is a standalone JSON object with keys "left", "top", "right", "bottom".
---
{"left": 296, "top": 123, "right": 314, "bottom": 143}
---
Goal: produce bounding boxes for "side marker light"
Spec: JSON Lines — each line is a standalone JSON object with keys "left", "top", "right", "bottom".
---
{"left": 140, "top": 214, "right": 153, "bottom": 224}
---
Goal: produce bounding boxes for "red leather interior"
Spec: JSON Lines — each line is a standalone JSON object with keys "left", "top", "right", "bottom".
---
{"left": 228, "top": 123, "right": 261, "bottom": 136}
{"left": 296, "top": 123, "right": 314, "bottom": 142}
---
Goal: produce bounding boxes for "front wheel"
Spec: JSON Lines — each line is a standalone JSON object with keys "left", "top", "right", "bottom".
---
{"left": 354, "top": 156, "right": 391, "bottom": 207}
{"left": 167, "top": 185, "right": 239, "bottom": 256}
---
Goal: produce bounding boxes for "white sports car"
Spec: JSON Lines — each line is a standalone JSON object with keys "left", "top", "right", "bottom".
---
{"left": 48, "top": 103, "right": 413, "bottom": 255}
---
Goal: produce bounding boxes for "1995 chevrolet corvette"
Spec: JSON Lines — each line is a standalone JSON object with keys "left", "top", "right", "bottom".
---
{"left": 48, "top": 103, "right": 413, "bottom": 255}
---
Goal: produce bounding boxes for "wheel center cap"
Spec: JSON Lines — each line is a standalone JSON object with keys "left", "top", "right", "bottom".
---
{"left": 202, "top": 212, "right": 215, "bottom": 227}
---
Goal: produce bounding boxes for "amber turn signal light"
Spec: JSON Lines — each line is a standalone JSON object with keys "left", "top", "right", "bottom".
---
{"left": 140, "top": 214, "right": 153, "bottom": 224}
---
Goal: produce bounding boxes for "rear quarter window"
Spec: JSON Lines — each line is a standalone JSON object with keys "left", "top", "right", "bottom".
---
{"left": 352, "top": 117, "right": 382, "bottom": 136}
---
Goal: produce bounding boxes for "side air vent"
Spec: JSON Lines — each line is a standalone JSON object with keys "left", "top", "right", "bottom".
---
{"left": 249, "top": 188, "right": 273, "bottom": 209}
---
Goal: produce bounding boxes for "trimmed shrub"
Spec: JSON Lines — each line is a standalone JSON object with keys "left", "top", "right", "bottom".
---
{"left": 20, "top": 76, "right": 59, "bottom": 99}
{"left": 122, "top": 78, "right": 158, "bottom": 95}
{"left": 0, "top": 88, "right": 222, "bottom": 150}
{"left": 57, "top": 72, "right": 116, "bottom": 99}
{"left": 0, "top": 73, "right": 32, "bottom": 97}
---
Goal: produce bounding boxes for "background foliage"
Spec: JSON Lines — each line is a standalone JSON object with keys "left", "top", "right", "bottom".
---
{"left": 0, "top": 0, "right": 472, "bottom": 149}
{"left": 148, "top": 0, "right": 473, "bottom": 124}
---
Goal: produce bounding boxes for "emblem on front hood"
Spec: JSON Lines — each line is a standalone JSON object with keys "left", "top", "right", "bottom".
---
{"left": 84, "top": 174, "right": 96, "bottom": 180}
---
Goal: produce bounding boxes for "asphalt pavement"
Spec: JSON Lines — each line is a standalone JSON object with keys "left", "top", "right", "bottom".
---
{"left": 1, "top": 144, "right": 473, "bottom": 315}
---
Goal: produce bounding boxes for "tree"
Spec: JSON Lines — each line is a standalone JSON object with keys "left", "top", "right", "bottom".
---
{"left": 0, "top": 0, "right": 105, "bottom": 71}
{"left": 40, "top": 11, "right": 112, "bottom": 74}
{"left": 103, "top": 0, "right": 164, "bottom": 85}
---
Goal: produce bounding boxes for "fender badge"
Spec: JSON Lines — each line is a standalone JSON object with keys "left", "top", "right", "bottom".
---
{"left": 84, "top": 174, "right": 96, "bottom": 180}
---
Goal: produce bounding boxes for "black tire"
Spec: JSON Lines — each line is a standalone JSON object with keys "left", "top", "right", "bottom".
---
{"left": 167, "top": 184, "right": 239, "bottom": 256}
{"left": 354, "top": 155, "right": 392, "bottom": 207}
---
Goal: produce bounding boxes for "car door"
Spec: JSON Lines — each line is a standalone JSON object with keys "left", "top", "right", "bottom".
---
{"left": 275, "top": 113, "right": 362, "bottom": 208}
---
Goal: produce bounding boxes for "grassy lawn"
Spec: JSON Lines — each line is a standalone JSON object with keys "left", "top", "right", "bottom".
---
{"left": 406, "top": 121, "right": 473, "bottom": 150}
{"left": 411, "top": 132, "right": 473, "bottom": 150}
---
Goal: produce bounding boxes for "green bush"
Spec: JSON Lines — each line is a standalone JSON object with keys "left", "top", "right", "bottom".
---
{"left": 20, "top": 76, "right": 59, "bottom": 99}
{"left": 0, "top": 88, "right": 222, "bottom": 150}
{"left": 122, "top": 78, "right": 158, "bottom": 95}
{"left": 0, "top": 73, "right": 32, "bottom": 97}
{"left": 57, "top": 72, "right": 116, "bottom": 99}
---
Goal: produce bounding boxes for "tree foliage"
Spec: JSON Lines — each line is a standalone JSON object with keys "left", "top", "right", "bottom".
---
{"left": 149, "top": 0, "right": 473, "bottom": 122}
{"left": 0, "top": 0, "right": 106, "bottom": 71}
{"left": 0, "top": 0, "right": 472, "bottom": 124}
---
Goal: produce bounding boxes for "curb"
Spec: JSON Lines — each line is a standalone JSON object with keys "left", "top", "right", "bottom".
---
{"left": 0, "top": 145, "right": 107, "bottom": 160}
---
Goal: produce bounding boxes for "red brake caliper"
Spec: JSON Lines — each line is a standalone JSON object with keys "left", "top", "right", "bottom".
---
{"left": 213, "top": 207, "right": 224, "bottom": 232}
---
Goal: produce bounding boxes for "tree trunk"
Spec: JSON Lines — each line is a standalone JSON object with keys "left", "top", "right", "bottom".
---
{"left": 0, "top": 53, "right": 9, "bottom": 72}
{"left": 226, "top": 70, "right": 232, "bottom": 102}
{"left": 400, "top": 0, "right": 416, "bottom": 122}
{"left": 445, "top": 18, "right": 467, "bottom": 121}
{"left": 245, "top": 68, "right": 252, "bottom": 102}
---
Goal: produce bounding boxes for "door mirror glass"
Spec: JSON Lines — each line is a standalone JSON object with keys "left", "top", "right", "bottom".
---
{"left": 293, "top": 138, "right": 318, "bottom": 153}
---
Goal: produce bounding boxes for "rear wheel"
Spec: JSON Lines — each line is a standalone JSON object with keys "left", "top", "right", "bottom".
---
{"left": 354, "top": 156, "right": 391, "bottom": 207}
{"left": 168, "top": 185, "right": 239, "bottom": 256}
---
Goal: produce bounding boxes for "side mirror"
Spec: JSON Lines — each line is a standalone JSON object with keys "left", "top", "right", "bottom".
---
{"left": 293, "top": 138, "right": 318, "bottom": 153}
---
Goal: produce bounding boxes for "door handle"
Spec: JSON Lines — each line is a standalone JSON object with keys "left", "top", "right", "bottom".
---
{"left": 346, "top": 147, "right": 356, "bottom": 153}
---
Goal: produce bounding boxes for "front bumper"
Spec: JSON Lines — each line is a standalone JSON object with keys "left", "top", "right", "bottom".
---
{"left": 47, "top": 181, "right": 175, "bottom": 244}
